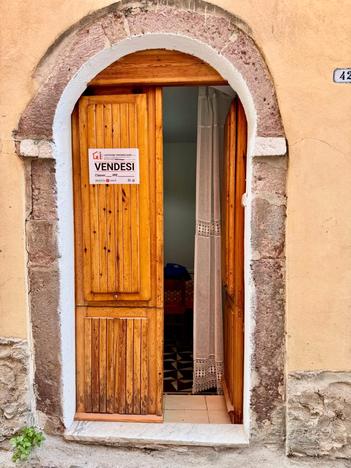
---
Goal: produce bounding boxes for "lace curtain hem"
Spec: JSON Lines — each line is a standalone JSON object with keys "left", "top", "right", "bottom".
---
{"left": 193, "top": 355, "right": 224, "bottom": 394}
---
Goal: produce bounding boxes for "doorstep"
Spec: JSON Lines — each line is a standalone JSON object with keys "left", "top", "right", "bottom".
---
{"left": 64, "top": 420, "right": 249, "bottom": 448}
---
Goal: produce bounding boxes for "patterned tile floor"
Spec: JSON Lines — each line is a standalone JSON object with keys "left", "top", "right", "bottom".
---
{"left": 163, "top": 314, "right": 217, "bottom": 394}
{"left": 163, "top": 341, "right": 194, "bottom": 393}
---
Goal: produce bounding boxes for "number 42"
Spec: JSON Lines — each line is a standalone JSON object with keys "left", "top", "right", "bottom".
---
{"left": 339, "top": 70, "right": 351, "bottom": 80}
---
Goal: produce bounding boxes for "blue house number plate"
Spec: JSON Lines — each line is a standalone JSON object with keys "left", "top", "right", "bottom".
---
{"left": 333, "top": 68, "right": 351, "bottom": 83}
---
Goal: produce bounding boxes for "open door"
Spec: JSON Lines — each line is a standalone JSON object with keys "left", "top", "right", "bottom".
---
{"left": 222, "top": 97, "right": 247, "bottom": 423}
{"left": 72, "top": 89, "right": 164, "bottom": 421}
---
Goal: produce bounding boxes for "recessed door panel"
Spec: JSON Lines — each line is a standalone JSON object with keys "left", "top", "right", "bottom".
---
{"left": 78, "top": 95, "right": 151, "bottom": 303}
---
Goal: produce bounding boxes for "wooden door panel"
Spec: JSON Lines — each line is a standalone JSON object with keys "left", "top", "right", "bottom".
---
{"left": 222, "top": 97, "right": 247, "bottom": 424}
{"left": 78, "top": 95, "right": 151, "bottom": 303}
{"left": 73, "top": 89, "right": 163, "bottom": 422}
{"left": 77, "top": 314, "right": 150, "bottom": 415}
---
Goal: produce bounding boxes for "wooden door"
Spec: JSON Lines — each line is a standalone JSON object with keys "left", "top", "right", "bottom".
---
{"left": 222, "top": 97, "right": 247, "bottom": 424}
{"left": 72, "top": 89, "right": 164, "bottom": 422}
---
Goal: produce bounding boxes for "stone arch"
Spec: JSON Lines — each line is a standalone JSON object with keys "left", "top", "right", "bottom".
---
{"left": 17, "top": 0, "right": 287, "bottom": 444}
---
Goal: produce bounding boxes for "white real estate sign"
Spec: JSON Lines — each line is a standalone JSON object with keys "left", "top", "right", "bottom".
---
{"left": 88, "top": 148, "right": 140, "bottom": 184}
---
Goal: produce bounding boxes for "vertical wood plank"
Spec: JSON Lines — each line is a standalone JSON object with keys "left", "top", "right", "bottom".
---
{"left": 117, "top": 318, "right": 126, "bottom": 414}
{"left": 155, "top": 308, "right": 164, "bottom": 416}
{"left": 129, "top": 103, "right": 140, "bottom": 292}
{"left": 146, "top": 88, "right": 157, "bottom": 307}
{"left": 126, "top": 319, "right": 134, "bottom": 413}
{"left": 91, "top": 318, "right": 100, "bottom": 412}
{"left": 112, "top": 103, "right": 122, "bottom": 294}
{"left": 140, "top": 319, "right": 149, "bottom": 414}
{"left": 96, "top": 104, "right": 108, "bottom": 293}
{"left": 147, "top": 310, "right": 156, "bottom": 414}
{"left": 112, "top": 318, "right": 119, "bottom": 413}
{"left": 72, "top": 106, "right": 85, "bottom": 306}
{"left": 84, "top": 318, "right": 92, "bottom": 413}
{"left": 155, "top": 88, "right": 164, "bottom": 309}
{"left": 99, "top": 318, "right": 107, "bottom": 412}
{"left": 227, "top": 102, "right": 236, "bottom": 296}
{"left": 233, "top": 307, "right": 244, "bottom": 423}
{"left": 120, "top": 102, "right": 132, "bottom": 292}
{"left": 133, "top": 319, "right": 141, "bottom": 414}
{"left": 104, "top": 104, "right": 117, "bottom": 294}
{"left": 75, "top": 309, "right": 85, "bottom": 412}
{"left": 136, "top": 95, "right": 151, "bottom": 301}
{"left": 78, "top": 101, "right": 93, "bottom": 302}
{"left": 106, "top": 318, "right": 115, "bottom": 413}
{"left": 87, "top": 105, "right": 100, "bottom": 294}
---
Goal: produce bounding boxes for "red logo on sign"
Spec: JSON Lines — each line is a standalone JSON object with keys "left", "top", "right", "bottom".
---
{"left": 106, "top": 179, "right": 109, "bottom": 183}
{"left": 93, "top": 151, "right": 102, "bottom": 160}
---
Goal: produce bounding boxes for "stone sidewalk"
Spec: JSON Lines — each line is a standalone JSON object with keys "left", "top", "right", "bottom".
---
{"left": 1, "top": 437, "right": 351, "bottom": 468}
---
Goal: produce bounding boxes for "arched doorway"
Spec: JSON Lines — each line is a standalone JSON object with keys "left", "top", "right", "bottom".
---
{"left": 72, "top": 50, "right": 246, "bottom": 424}
{"left": 16, "top": 1, "right": 287, "bottom": 444}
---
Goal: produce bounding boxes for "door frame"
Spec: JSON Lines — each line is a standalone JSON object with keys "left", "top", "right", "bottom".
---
{"left": 18, "top": 22, "right": 287, "bottom": 442}
{"left": 69, "top": 41, "right": 252, "bottom": 427}
{"left": 72, "top": 51, "right": 243, "bottom": 422}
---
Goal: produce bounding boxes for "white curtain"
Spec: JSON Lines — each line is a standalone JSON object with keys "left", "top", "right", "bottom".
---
{"left": 193, "top": 87, "right": 232, "bottom": 394}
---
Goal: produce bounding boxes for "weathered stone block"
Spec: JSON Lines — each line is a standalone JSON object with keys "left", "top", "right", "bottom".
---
{"left": 27, "top": 220, "right": 58, "bottom": 266}
{"left": 287, "top": 371, "right": 351, "bottom": 459}
{"left": 0, "top": 338, "right": 30, "bottom": 441}
{"left": 254, "top": 137, "right": 287, "bottom": 156}
{"left": 31, "top": 159, "right": 57, "bottom": 220}
{"left": 29, "top": 266, "right": 62, "bottom": 424}
{"left": 223, "top": 32, "right": 284, "bottom": 137}
{"left": 100, "top": 10, "right": 130, "bottom": 44}
{"left": 250, "top": 259, "right": 285, "bottom": 444}
{"left": 19, "top": 139, "right": 54, "bottom": 159}
{"left": 252, "top": 156, "right": 288, "bottom": 197}
{"left": 125, "top": 5, "right": 235, "bottom": 52}
{"left": 251, "top": 198, "right": 286, "bottom": 259}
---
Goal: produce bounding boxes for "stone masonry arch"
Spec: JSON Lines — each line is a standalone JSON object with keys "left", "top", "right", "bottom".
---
{"left": 16, "top": 0, "right": 287, "bottom": 445}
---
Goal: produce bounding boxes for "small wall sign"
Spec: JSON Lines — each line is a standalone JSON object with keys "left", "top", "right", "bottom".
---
{"left": 333, "top": 68, "right": 351, "bottom": 83}
{"left": 88, "top": 148, "right": 140, "bottom": 184}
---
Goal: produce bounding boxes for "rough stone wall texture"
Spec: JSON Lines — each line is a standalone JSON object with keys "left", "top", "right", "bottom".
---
{"left": 0, "top": 338, "right": 30, "bottom": 441}
{"left": 287, "top": 371, "right": 351, "bottom": 459}
{"left": 250, "top": 156, "right": 287, "bottom": 444}
{"left": 16, "top": 0, "right": 284, "bottom": 141}
{"left": 26, "top": 159, "right": 63, "bottom": 433}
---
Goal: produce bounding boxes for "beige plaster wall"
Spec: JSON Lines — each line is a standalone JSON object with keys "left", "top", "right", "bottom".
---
{"left": 0, "top": 0, "right": 350, "bottom": 369}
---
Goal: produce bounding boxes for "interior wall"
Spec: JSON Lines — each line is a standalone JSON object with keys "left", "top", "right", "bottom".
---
{"left": 164, "top": 142, "right": 196, "bottom": 272}
{"left": 163, "top": 87, "right": 197, "bottom": 273}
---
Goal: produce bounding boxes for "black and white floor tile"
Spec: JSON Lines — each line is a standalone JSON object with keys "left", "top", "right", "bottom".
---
{"left": 163, "top": 341, "right": 194, "bottom": 394}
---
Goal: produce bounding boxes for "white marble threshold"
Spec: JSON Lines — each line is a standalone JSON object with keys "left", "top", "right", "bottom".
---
{"left": 64, "top": 420, "right": 249, "bottom": 448}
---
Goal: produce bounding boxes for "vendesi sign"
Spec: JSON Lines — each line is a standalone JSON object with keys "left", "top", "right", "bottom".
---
{"left": 333, "top": 68, "right": 351, "bottom": 83}
{"left": 88, "top": 148, "right": 140, "bottom": 184}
